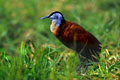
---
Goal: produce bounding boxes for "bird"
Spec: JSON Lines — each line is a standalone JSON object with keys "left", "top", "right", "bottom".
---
{"left": 40, "top": 11, "right": 101, "bottom": 72}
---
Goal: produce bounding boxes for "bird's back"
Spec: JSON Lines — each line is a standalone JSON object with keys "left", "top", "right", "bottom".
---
{"left": 54, "top": 21, "right": 101, "bottom": 61}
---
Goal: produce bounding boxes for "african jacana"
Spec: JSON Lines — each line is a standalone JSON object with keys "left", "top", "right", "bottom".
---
{"left": 41, "top": 11, "right": 101, "bottom": 72}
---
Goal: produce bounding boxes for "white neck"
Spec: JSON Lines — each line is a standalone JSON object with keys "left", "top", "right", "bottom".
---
{"left": 50, "top": 20, "right": 59, "bottom": 33}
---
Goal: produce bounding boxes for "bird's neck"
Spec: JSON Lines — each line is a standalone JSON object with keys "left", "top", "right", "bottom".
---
{"left": 50, "top": 19, "right": 62, "bottom": 33}
{"left": 50, "top": 19, "right": 65, "bottom": 36}
{"left": 53, "top": 19, "right": 62, "bottom": 26}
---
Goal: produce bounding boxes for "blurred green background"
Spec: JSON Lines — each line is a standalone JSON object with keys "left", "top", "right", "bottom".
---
{"left": 0, "top": 0, "right": 120, "bottom": 79}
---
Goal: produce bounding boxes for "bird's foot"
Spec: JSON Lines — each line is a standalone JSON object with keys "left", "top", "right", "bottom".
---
{"left": 76, "top": 64, "right": 88, "bottom": 74}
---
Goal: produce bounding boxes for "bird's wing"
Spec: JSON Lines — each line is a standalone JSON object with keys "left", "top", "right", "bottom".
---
{"left": 57, "top": 21, "right": 101, "bottom": 61}
{"left": 60, "top": 21, "right": 100, "bottom": 45}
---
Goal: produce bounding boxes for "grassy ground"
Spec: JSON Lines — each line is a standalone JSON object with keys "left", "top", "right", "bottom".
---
{"left": 0, "top": 0, "right": 120, "bottom": 80}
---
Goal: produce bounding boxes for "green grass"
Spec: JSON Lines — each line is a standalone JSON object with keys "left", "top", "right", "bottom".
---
{"left": 0, "top": 0, "right": 120, "bottom": 79}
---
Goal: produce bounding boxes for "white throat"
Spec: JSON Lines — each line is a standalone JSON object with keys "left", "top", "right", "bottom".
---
{"left": 50, "top": 20, "right": 59, "bottom": 33}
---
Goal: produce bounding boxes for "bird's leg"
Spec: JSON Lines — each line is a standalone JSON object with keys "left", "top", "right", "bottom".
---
{"left": 84, "top": 59, "right": 89, "bottom": 72}
{"left": 76, "top": 62, "right": 82, "bottom": 73}
{"left": 76, "top": 55, "right": 89, "bottom": 73}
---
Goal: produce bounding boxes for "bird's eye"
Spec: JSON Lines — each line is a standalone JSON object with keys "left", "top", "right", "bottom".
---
{"left": 50, "top": 15, "right": 58, "bottom": 19}
{"left": 55, "top": 16, "right": 58, "bottom": 19}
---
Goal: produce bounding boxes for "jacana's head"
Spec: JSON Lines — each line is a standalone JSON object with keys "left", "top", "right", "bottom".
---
{"left": 41, "top": 11, "right": 65, "bottom": 26}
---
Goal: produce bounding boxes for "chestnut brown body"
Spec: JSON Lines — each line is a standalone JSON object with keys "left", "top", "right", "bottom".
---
{"left": 53, "top": 21, "right": 101, "bottom": 62}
